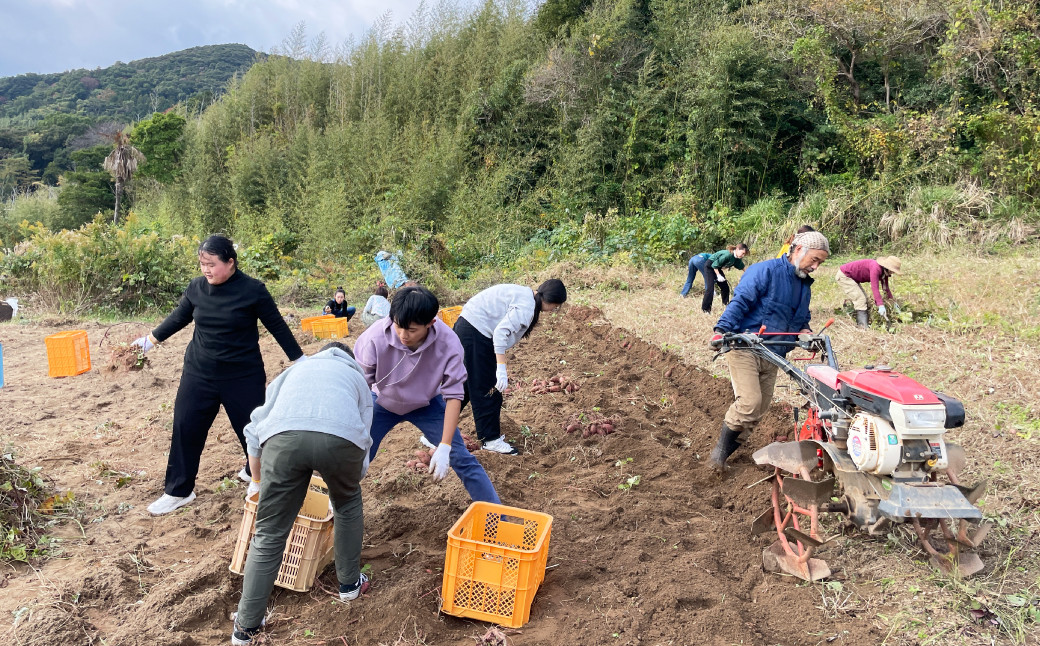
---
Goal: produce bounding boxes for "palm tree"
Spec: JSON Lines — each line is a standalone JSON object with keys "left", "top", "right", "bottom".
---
{"left": 103, "top": 132, "right": 145, "bottom": 224}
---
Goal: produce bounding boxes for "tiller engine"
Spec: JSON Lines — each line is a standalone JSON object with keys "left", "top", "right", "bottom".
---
{"left": 712, "top": 321, "right": 990, "bottom": 581}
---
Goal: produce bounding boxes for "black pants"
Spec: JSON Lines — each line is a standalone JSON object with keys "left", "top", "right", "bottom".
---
{"left": 165, "top": 370, "right": 266, "bottom": 497}
{"left": 454, "top": 316, "right": 502, "bottom": 443}
{"left": 699, "top": 263, "right": 730, "bottom": 313}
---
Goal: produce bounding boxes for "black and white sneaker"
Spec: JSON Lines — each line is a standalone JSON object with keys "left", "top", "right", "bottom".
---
{"left": 230, "top": 613, "right": 265, "bottom": 646}
{"left": 339, "top": 573, "right": 370, "bottom": 601}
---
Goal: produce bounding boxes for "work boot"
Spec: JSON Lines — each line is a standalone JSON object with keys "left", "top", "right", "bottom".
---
{"left": 855, "top": 310, "right": 869, "bottom": 329}
{"left": 709, "top": 424, "right": 742, "bottom": 473}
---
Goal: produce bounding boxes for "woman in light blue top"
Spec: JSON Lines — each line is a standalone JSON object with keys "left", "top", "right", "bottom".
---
{"left": 360, "top": 284, "right": 391, "bottom": 327}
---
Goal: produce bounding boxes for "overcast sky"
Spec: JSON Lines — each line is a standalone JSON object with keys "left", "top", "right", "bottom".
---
{"left": 0, "top": 0, "right": 431, "bottom": 77}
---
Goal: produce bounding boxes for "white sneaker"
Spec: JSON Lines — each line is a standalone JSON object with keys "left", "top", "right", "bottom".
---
{"left": 237, "top": 467, "right": 250, "bottom": 483}
{"left": 481, "top": 436, "right": 519, "bottom": 455}
{"left": 147, "top": 492, "right": 196, "bottom": 515}
{"left": 418, "top": 434, "right": 436, "bottom": 450}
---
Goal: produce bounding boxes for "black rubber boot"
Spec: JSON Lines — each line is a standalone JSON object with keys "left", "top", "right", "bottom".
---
{"left": 709, "top": 424, "right": 742, "bottom": 473}
{"left": 855, "top": 310, "right": 869, "bottom": 329}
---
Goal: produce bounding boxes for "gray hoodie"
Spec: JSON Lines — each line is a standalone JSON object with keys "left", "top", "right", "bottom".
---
{"left": 243, "top": 348, "right": 374, "bottom": 474}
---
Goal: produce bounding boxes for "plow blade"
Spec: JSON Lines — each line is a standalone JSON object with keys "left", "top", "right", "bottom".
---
{"left": 762, "top": 542, "right": 831, "bottom": 582}
{"left": 752, "top": 441, "right": 820, "bottom": 473}
{"left": 781, "top": 477, "right": 835, "bottom": 508}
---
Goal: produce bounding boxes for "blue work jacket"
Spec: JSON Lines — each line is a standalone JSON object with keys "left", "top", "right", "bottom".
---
{"left": 714, "top": 255, "right": 813, "bottom": 357}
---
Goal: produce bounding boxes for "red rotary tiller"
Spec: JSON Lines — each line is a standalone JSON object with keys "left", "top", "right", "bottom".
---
{"left": 713, "top": 321, "right": 990, "bottom": 581}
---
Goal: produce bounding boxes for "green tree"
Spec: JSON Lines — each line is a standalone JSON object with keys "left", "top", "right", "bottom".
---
{"left": 55, "top": 146, "right": 111, "bottom": 229}
{"left": 131, "top": 112, "right": 187, "bottom": 183}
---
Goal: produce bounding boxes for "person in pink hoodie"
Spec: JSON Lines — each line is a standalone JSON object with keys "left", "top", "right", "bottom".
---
{"left": 352, "top": 285, "right": 499, "bottom": 503}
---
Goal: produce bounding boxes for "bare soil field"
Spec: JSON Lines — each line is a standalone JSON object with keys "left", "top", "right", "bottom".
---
{"left": 0, "top": 260, "right": 1035, "bottom": 645}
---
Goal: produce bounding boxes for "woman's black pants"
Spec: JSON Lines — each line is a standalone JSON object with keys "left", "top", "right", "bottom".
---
{"left": 164, "top": 370, "right": 266, "bottom": 497}
{"left": 454, "top": 316, "right": 502, "bottom": 443}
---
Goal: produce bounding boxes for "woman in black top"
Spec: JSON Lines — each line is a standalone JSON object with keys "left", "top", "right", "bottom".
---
{"left": 133, "top": 235, "right": 304, "bottom": 515}
{"left": 323, "top": 286, "right": 356, "bottom": 319}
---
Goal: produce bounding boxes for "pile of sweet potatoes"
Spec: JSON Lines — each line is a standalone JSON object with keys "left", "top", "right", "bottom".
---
{"left": 529, "top": 374, "right": 581, "bottom": 394}
{"left": 564, "top": 413, "right": 619, "bottom": 438}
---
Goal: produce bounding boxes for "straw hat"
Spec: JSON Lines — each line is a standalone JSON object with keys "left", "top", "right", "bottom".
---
{"left": 877, "top": 256, "right": 902, "bottom": 274}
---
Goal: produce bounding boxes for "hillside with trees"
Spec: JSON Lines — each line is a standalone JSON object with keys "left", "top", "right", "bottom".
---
{"left": 2, "top": 0, "right": 1039, "bottom": 311}
{"left": 0, "top": 44, "right": 259, "bottom": 186}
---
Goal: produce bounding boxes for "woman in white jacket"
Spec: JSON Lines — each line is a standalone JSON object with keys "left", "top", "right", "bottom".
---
{"left": 453, "top": 279, "right": 567, "bottom": 454}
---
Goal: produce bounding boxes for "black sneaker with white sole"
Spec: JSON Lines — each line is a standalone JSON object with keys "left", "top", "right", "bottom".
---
{"left": 230, "top": 613, "right": 265, "bottom": 646}
{"left": 339, "top": 572, "right": 370, "bottom": 601}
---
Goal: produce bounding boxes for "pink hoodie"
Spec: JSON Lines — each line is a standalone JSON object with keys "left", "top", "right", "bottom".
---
{"left": 352, "top": 317, "right": 467, "bottom": 415}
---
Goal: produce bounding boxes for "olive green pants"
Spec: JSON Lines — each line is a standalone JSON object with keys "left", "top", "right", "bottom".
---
{"left": 236, "top": 431, "right": 366, "bottom": 629}
{"left": 723, "top": 349, "right": 779, "bottom": 436}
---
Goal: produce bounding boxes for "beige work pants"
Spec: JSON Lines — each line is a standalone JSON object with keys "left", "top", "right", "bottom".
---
{"left": 723, "top": 349, "right": 779, "bottom": 436}
{"left": 835, "top": 270, "right": 869, "bottom": 312}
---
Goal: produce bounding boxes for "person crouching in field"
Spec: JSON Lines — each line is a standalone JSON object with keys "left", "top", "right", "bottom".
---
{"left": 680, "top": 244, "right": 749, "bottom": 313}
{"left": 454, "top": 279, "right": 568, "bottom": 455}
{"left": 352, "top": 285, "right": 500, "bottom": 503}
{"left": 708, "top": 231, "right": 830, "bottom": 472}
{"left": 835, "top": 256, "right": 902, "bottom": 328}
{"left": 231, "top": 342, "right": 373, "bottom": 646}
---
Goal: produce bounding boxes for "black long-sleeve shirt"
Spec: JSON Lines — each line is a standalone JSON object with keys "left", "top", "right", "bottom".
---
{"left": 152, "top": 270, "right": 303, "bottom": 379}
{"left": 324, "top": 299, "right": 352, "bottom": 317}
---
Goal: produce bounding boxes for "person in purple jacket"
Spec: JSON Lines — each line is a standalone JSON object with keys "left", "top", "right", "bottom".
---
{"left": 352, "top": 285, "right": 500, "bottom": 503}
{"left": 835, "top": 256, "right": 902, "bottom": 328}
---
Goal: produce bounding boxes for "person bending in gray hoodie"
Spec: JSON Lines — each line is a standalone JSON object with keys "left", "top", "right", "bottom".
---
{"left": 231, "top": 342, "right": 373, "bottom": 646}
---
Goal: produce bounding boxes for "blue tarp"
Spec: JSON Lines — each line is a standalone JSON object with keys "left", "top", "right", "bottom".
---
{"left": 374, "top": 251, "right": 408, "bottom": 289}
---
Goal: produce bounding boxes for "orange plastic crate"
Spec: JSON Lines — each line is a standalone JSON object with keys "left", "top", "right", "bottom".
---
{"left": 229, "top": 476, "right": 334, "bottom": 592}
{"left": 438, "top": 306, "right": 462, "bottom": 328}
{"left": 45, "top": 330, "right": 91, "bottom": 377}
{"left": 441, "top": 502, "right": 553, "bottom": 628}
{"left": 311, "top": 317, "right": 349, "bottom": 339}
{"left": 301, "top": 314, "right": 334, "bottom": 332}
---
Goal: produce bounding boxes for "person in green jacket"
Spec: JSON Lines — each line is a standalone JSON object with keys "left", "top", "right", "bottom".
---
{"left": 679, "top": 243, "right": 749, "bottom": 313}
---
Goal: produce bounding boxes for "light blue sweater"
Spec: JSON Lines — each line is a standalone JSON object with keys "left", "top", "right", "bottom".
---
{"left": 243, "top": 348, "right": 374, "bottom": 473}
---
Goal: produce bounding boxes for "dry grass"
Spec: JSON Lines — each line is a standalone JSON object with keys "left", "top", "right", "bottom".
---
{"left": 544, "top": 245, "right": 1040, "bottom": 644}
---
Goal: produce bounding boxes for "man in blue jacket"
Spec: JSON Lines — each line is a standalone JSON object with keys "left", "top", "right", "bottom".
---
{"left": 707, "top": 231, "right": 831, "bottom": 472}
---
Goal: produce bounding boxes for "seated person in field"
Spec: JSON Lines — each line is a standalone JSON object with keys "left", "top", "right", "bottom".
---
{"left": 323, "top": 287, "right": 356, "bottom": 320}
{"left": 360, "top": 284, "right": 391, "bottom": 327}
{"left": 232, "top": 342, "right": 372, "bottom": 645}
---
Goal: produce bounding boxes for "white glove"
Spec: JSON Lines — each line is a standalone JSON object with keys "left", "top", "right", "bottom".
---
{"left": 428, "top": 443, "right": 451, "bottom": 481}
{"left": 716, "top": 274, "right": 726, "bottom": 284}
{"left": 495, "top": 363, "right": 508, "bottom": 392}
{"left": 247, "top": 480, "right": 260, "bottom": 497}
{"left": 294, "top": 354, "right": 308, "bottom": 364}
{"left": 878, "top": 305, "right": 887, "bottom": 318}
{"left": 132, "top": 335, "right": 154, "bottom": 353}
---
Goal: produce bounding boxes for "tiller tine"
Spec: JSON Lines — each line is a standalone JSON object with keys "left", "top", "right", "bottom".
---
{"left": 762, "top": 542, "right": 831, "bottom": 582}
{"left": 954, "top": 480, "right": 987, "bottom": 506}
{"left": 955, "top": 520, "right": 991, "bottom": 549}
{"left": 911, "top": 516, "right": 986, "bottom": 578}
{"left": 780, "top": 477, "right": 835, "bottom": 508}
{"left": 783, "top": 526, "right": 829, "bottom": 549}
{"left": 751, "top": 507, "right": 775, "bottom": 536}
